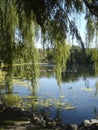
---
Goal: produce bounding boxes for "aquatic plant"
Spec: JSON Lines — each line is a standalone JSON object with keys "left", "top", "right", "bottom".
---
{"left": 3, "top": 94, "right": 22, "bottom": 107}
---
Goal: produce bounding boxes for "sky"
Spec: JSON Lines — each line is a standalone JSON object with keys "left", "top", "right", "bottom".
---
{"left": 64, "top": 11, "right": 89, "bottom": 47}
{"left": 36, "top": 12, "right": 96, "bottom": 49}
{"left": 35, "top": 13, "right": 87, "bottom": 49}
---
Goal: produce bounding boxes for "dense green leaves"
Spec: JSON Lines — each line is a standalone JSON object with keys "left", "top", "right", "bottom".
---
{"left": 54, "top": 41, "right": 71, "bottom": 84}
{"left": 0, "top": 0, "right": 98, "bottom": 86}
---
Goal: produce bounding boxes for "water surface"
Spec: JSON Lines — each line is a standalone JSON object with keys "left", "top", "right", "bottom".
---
{"left": 1, "top": 65, "right": 98, "bottom": 124}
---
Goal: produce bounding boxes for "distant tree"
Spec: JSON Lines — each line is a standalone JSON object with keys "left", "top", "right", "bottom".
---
{"left": 0, "top": 0, "right": 98, "bottom": 84}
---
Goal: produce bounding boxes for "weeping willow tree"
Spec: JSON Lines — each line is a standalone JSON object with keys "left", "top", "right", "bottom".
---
{"left": 0, "top": 0, "right": 39, "bottom": 89}
{"left": 85, "top": 5, "right": 98, "bottom": 73}
{"left": 84, "top": 1, "right": 98, "bottom": 70}
{"left": 0, "top": 0, "right": 18, "bottom": 91}
{"left": 0, "top": 0, "right": 98, "bottom": 86}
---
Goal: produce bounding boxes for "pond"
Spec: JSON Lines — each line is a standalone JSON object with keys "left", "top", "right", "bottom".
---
{"left": 1, "top": 64, "right": 98, "bottom": 125}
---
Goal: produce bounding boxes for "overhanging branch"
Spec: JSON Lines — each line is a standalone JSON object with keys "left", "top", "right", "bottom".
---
{"left": 83, "top": 0, "right": 98, "bottom": 17}
{"left": 56, "top": 4, "right": 86, "bottom": 57}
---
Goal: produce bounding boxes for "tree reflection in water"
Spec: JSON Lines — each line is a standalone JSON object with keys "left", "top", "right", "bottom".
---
{"left": 0, "top": 64, "right": 98, "bottom": 124}
{"left": 0, "top": 64, "right": 38, "bottom": 109}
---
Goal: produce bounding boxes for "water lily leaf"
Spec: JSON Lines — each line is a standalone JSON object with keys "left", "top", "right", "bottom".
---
{"left": 59, "top": 95, "right": 65, "bottom": 98}
{"left": 81, "top": 88, "right": 93, "bottom": 92}
{"left": 64, "top": 105, "right": 75, "bottom": 110}
{"left": 40, "top": 100, "right": 51, "bottom": 108}
{"left": 24, "top": 96, "right": 34, "bottom": 99}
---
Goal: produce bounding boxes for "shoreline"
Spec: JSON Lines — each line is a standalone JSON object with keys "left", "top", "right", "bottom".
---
{"left": 0, "top": 105, "right": 98, "bottom": 130}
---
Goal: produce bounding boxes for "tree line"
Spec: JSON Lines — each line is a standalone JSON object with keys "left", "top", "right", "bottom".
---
{"left": 0, "top": 0, "right": 98, "bottom": 85}
{"left": 46, "top": 45, "right": 98, "bottom": 66}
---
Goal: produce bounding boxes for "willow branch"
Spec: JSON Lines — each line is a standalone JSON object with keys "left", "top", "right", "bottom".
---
{"left": 83, "top": 0, "right": 98, "bottom": 17}
{"left": 56, "top": 4, "right": 86, "bottom": 57}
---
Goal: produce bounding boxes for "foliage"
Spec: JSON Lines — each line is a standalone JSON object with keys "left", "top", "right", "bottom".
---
{"left": 0, "top": 70, "right": 6, "bottom": 85}
{"left": 68, "top": 45, "right": 94, "bottom": 65}
{"left": 92, "top": 48, "right": 98, "bottom": 62}
{"left": 0, "top": 0, "right": 98, "bottom": 86}
{"left": 54, "top": 41, "right": 71, "bottom": 84}
{"left": 3, "top": 94, "right": 22, "bottom": 106}
{"left": 91, "top": 48, "right": 98, "bottom": 75}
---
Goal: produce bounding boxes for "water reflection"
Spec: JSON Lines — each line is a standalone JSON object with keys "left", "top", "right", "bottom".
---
{"left": 83, "top": 77, "right": 89, "bottom": 88}
{"left": 37, "top": 65, "right": 98, "bottom": 124}
{"left": 95, "top": 80, "right": 98, "bottom": 96}
{"left": 62, "top": 66, "right": 95, "bottom": 82}
{"left": 0, "top": 64, "right": 98, "bottom": 124}
{"left": 0, "top": 64, "right": 39, "bottom": 109}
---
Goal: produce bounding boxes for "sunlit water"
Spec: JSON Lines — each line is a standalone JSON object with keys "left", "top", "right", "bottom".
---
{"left": 2, "top": 65, "right": 98, "bottom": 124}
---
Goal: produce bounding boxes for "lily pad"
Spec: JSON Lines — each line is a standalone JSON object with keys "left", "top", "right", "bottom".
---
{"left": 59, "top": 95, "right": 65, "bottom": 98}
{"left": 64, "top": 106, "right": 75, "bottom": 110}
{"left": 81, "top": 87, "right": 93, "bottom": 92}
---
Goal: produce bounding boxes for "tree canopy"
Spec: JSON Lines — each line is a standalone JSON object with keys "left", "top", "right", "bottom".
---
{"left": 0, "top": 0, "right": 98, "bottom": 84}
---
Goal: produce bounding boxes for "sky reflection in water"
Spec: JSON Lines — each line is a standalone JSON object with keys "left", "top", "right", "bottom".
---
{"left": 12, "top": 66, "right": 98, "bottom": 124}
